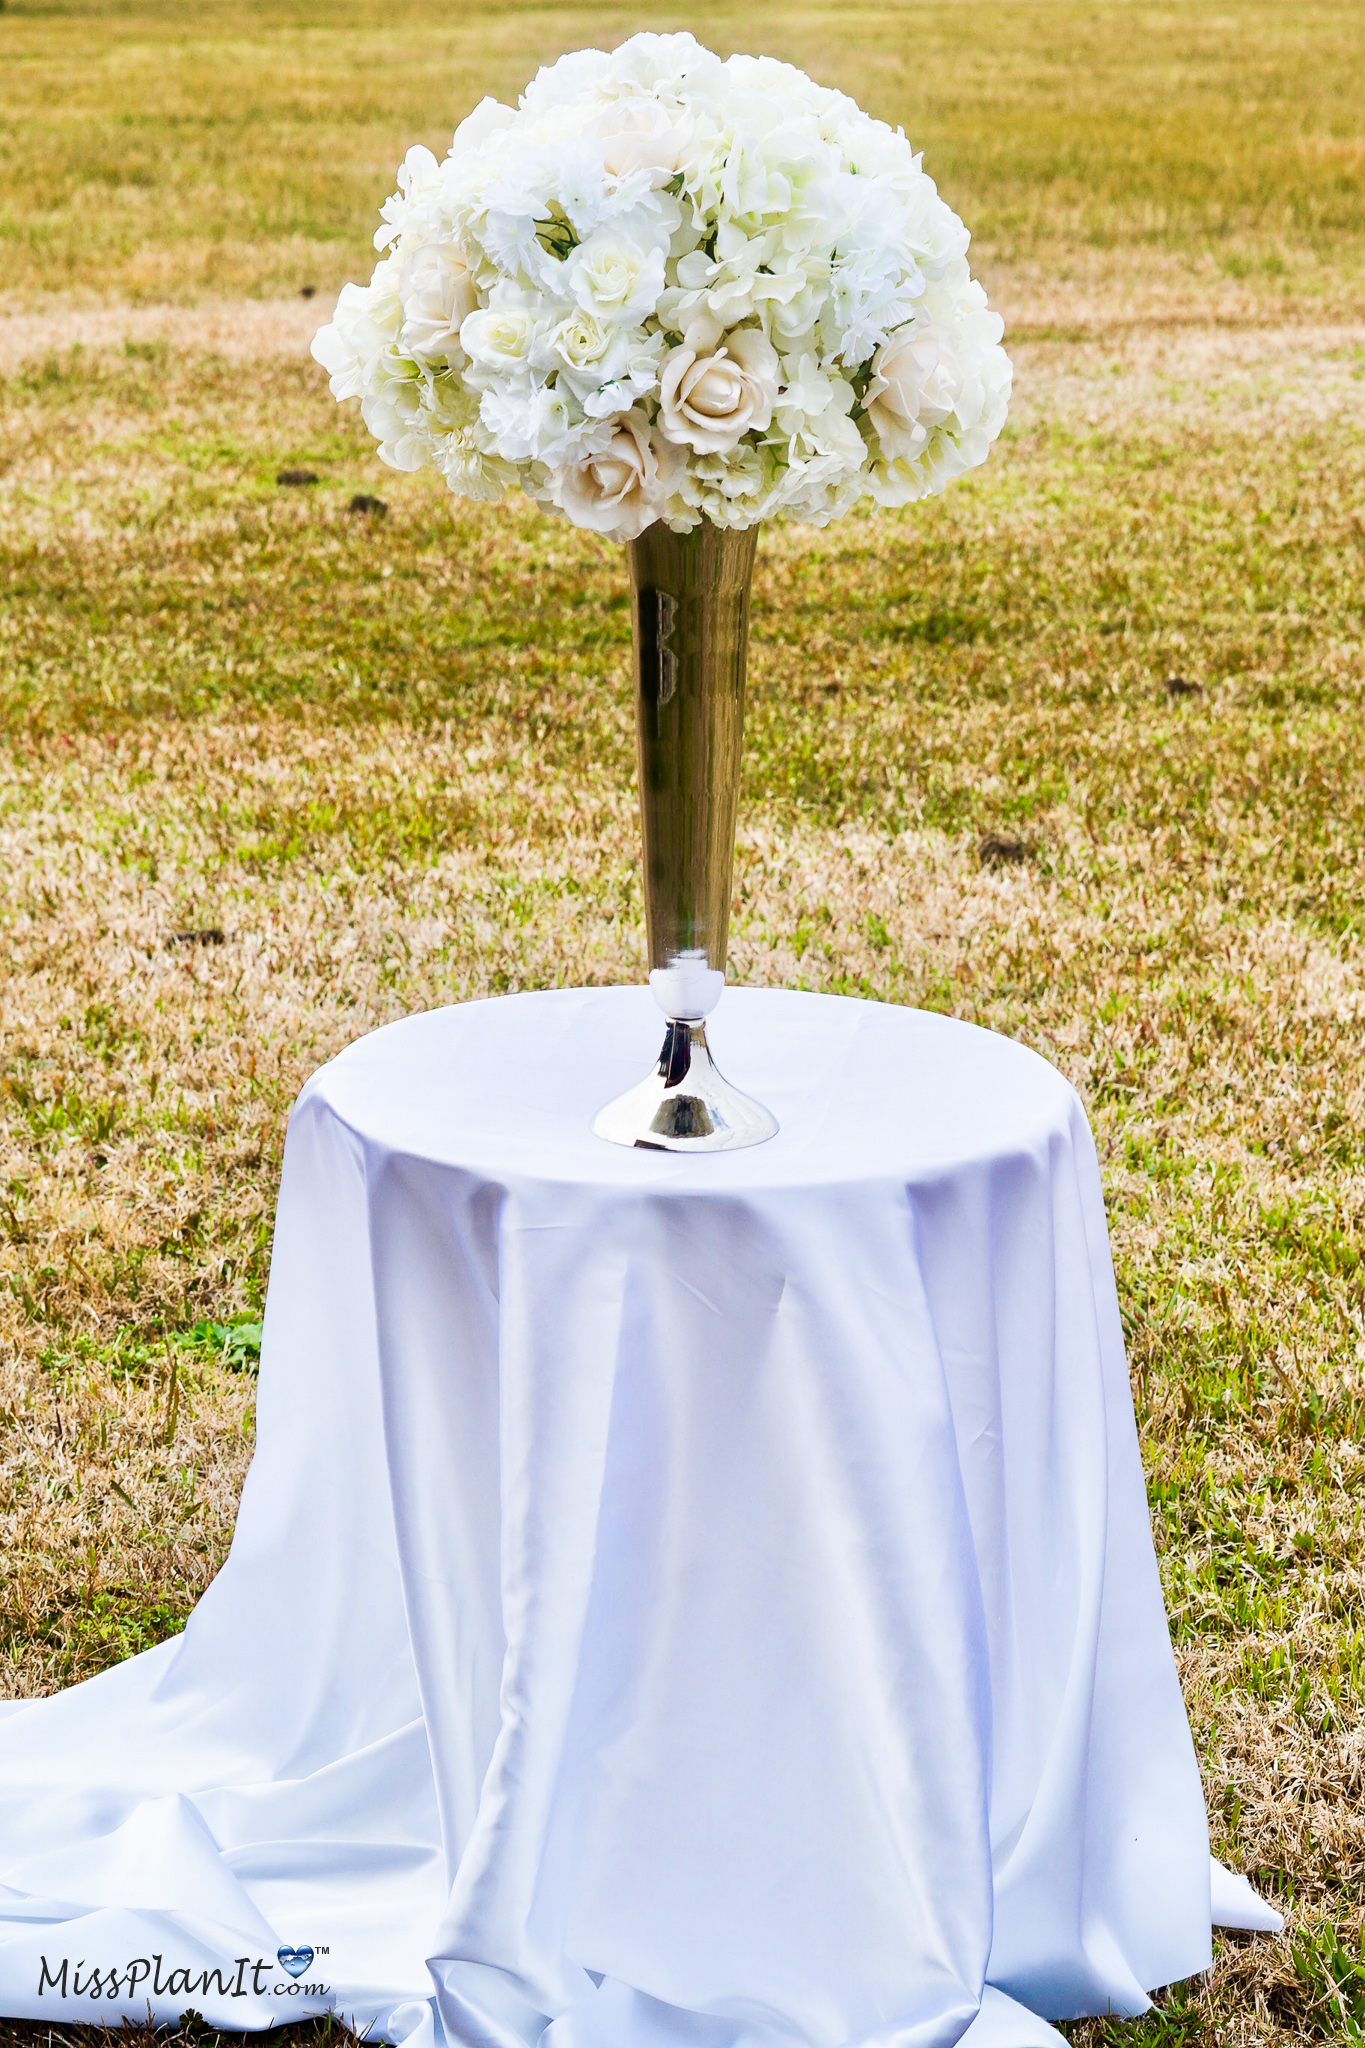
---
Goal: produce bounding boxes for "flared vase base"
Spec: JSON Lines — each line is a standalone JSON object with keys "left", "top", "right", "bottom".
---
{"left": 592, "top": 1017, "right": 778, "bottom": 1154}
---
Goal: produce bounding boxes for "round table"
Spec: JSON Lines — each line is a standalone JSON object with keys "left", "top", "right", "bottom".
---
{"left": 0, "top": 990, "right": 1276, "bottom": 2046}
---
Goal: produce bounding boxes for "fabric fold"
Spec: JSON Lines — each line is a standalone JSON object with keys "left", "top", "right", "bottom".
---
{"left": 0, "top": 991, "right": 1279, "bottom": 2044}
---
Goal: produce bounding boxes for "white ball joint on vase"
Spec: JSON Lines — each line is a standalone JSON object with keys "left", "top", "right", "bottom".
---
{"left": 311, "top": 31, "right": 1012, "bottom": 1151}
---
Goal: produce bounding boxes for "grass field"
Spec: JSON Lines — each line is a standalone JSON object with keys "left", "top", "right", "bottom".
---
{"left": 2, "top": 2, "right": 1365, "bottom": 2042}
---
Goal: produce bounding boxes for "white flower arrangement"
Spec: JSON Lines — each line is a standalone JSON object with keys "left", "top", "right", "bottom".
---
{"left": 312, "top": 33, "right": 1012, "bottom": 539}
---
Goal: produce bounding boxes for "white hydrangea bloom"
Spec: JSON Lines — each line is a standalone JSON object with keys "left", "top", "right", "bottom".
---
{"left": 312, "top": 31, "right": 1010, "bottom": 542}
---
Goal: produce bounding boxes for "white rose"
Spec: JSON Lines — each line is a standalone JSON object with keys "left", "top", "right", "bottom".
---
{"left": 566, "top": 228, "right": 666, "bottom": 328}
{"left": 865, "top": 325, "right": 963, "bottom": 460}
{"left": 550, "top": 316, "right": 663, "bottom": 416}
{"left": 551, "top": 308, "right": 615, "bottom": 373}
{"left": 461, "top": 297, "right": 539, "bottom": 376}
{"left": 399, "top": 243, "right": 480, "bottom": 360}
{"left": 658, "top": 326, "right": 779, "bottom": 454}
{"left": 550, "top": 414, "right": 680, "bottom": 541}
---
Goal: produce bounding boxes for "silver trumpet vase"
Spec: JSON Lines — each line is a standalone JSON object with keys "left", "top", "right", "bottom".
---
{"left": 592, "top": 520, "right": 778, "bottom": 1153}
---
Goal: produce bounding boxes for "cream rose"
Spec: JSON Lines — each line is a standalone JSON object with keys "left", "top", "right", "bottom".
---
{"left": 864, "top": 326, "right": 963, "bottom": 461}
{"left": 657, "top": 327, "right": 780, "bottom": 455}
{"left": 399, "top": 243, "right": 480, "bottom": 360}
{"left": 550, "top": 414, "right": 680, "bottom": 540}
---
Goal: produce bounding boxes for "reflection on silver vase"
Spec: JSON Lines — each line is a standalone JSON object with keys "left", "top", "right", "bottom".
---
{"left": 592, "top": 521, "right": 778, "bottom": 1153}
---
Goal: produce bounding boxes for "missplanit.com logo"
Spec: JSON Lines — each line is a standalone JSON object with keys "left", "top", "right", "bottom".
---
{"left": 37, "top": 1945, "right": 332, "bottom": 2003}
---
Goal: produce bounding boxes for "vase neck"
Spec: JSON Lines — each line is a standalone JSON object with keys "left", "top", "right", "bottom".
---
{"left": 627, "top": 520, "right": 759, "bottom": 599}
{"left": 626, "top": 521, "right": 759, "bottom": 984}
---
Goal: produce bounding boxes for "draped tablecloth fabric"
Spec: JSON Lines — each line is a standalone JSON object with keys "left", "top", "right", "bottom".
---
{"left": 0, "top": 989, "right": 1278, "bottom": 2046}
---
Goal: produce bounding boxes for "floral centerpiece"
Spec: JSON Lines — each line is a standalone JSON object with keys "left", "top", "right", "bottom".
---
{"left": 314, "top": 33, "right": 1011, "bottom": 1150}
{"left": 313, "top": 32, "right": 1010, "bottom": 536}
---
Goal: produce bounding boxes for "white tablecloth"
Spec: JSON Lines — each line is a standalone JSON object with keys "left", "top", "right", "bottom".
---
{"left": 0, "top": 989, "right": 1277, "bottom": 2046}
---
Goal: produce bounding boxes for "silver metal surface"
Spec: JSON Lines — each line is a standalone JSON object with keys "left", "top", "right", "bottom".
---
{"left": 591, "top": 1018, "right": 779, "bottom": 1153}
{"left": 593, "top": 520, "right": 778, "bottom": 1153}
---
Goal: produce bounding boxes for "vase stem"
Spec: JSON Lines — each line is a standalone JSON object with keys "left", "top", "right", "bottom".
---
{"left": 592, "top": 520, "right": 777, "bottom": 1153}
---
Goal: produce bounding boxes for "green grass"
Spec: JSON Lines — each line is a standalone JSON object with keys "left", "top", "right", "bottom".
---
{"left": 2, "top": 0, "right": 1365, "bottom": 303}
{"left": 2, "top": 5, "right": 1365, "bottom": 2045}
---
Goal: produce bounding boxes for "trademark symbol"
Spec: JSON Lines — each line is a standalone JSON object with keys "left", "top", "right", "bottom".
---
{"left": 315, "top": 1948, "right": 330, "bottom": 1957}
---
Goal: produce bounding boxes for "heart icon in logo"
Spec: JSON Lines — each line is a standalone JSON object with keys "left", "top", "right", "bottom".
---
{"left": 278, "top": 1946, "right": 314, "bottom": 1980}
